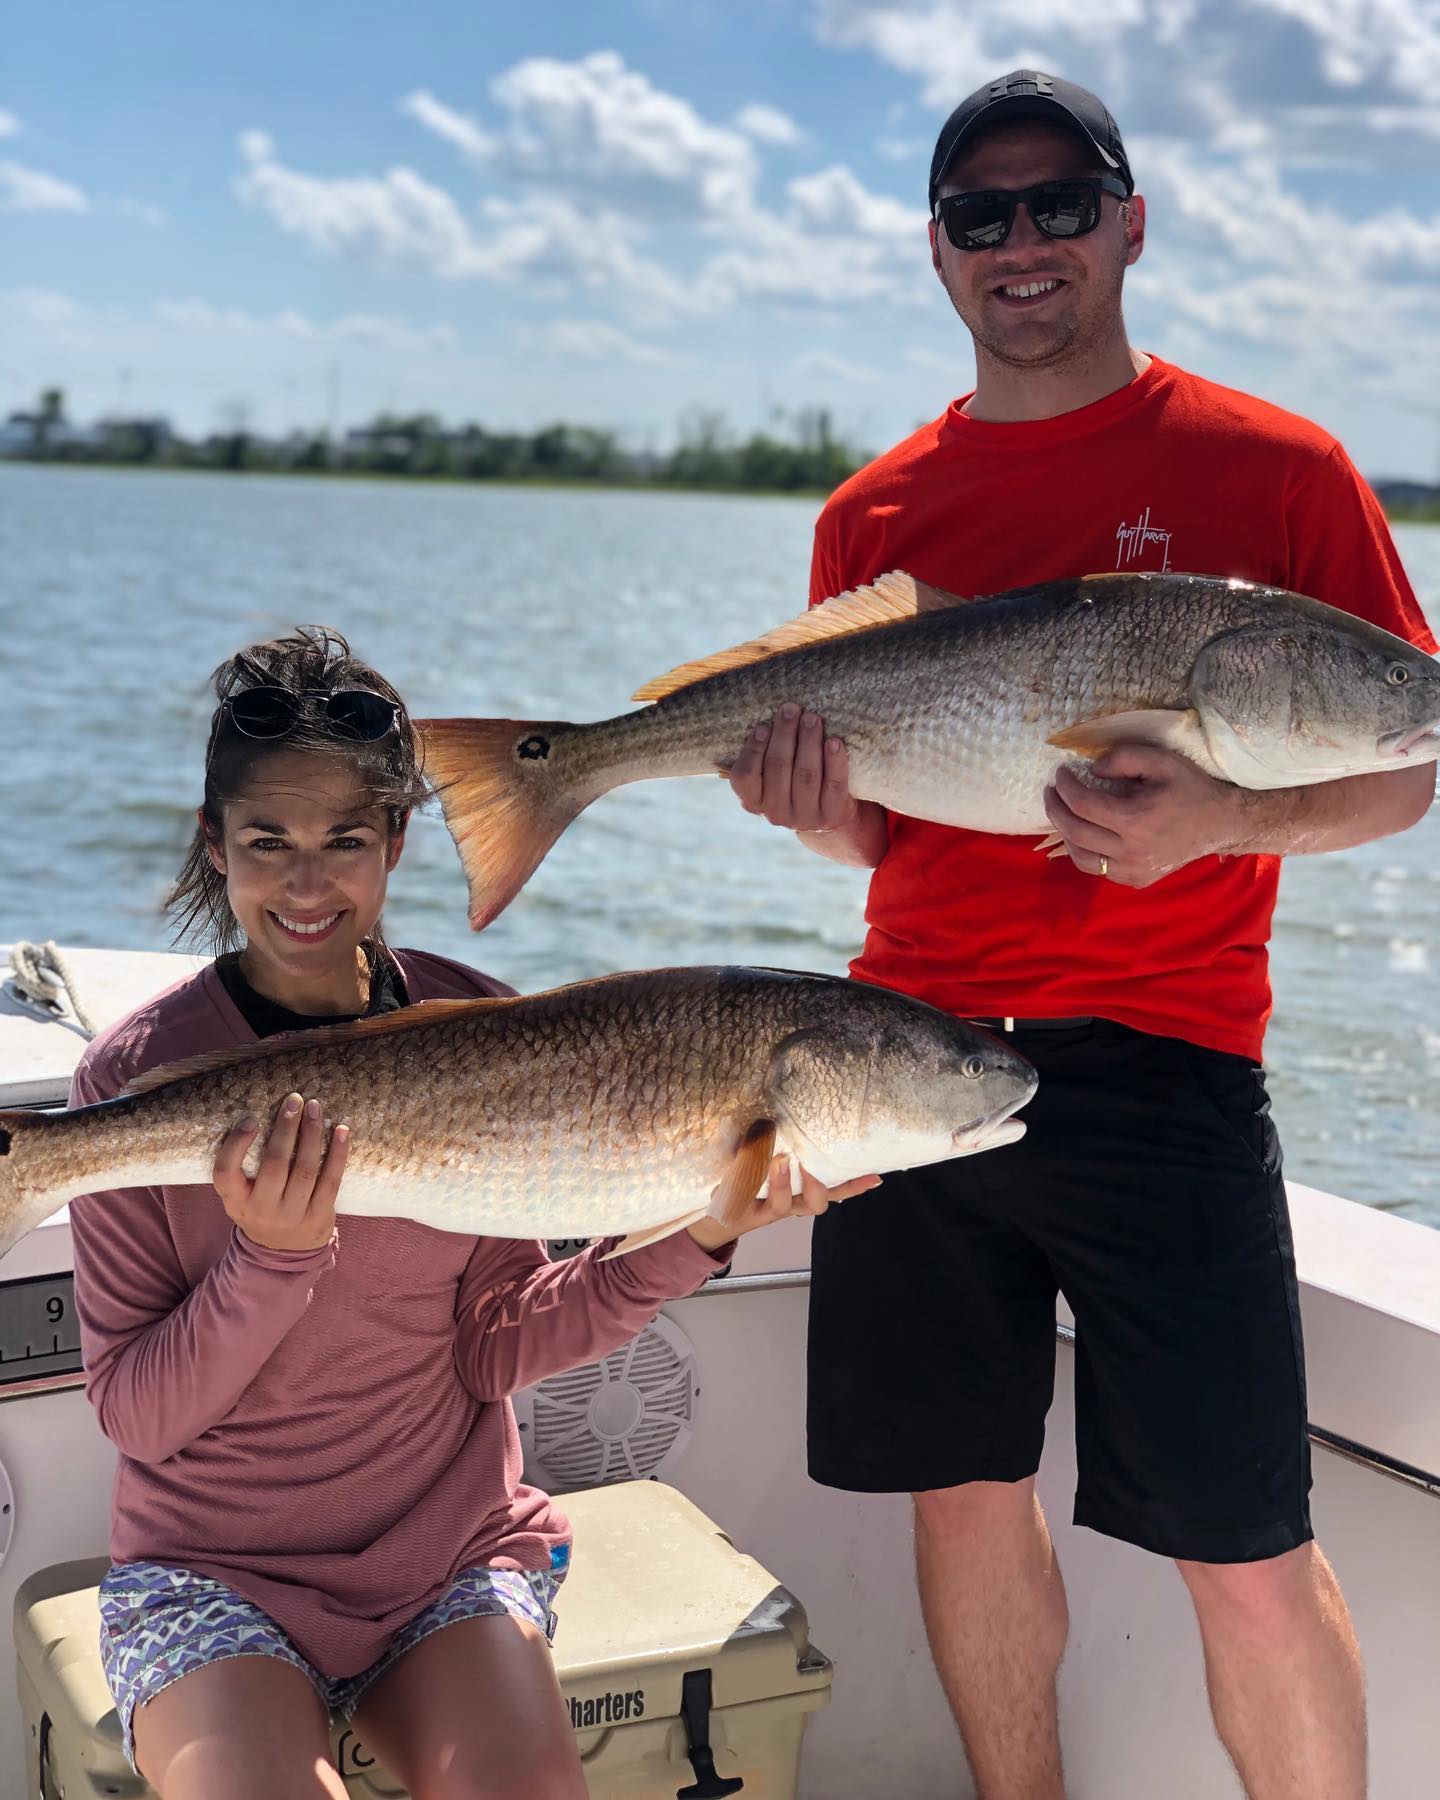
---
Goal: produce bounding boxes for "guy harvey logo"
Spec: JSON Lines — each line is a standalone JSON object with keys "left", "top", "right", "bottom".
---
{"left": 569, "top": 1686, "right": 646, "bottom": 1727}
{"left": 1113, "top": 505, "right": 1172, "bottom": 571}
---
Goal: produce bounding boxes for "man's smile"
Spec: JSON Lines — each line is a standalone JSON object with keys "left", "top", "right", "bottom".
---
{"left": 991, "top": 274, "right": 1068, "bottom": 308}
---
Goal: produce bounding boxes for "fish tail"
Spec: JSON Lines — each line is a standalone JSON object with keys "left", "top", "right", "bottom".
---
{"left": 0, "top": 1110, "right": 74, "bottom": 1263}
{"left": 418, "top": 717, "right": 608, "bottom": 928}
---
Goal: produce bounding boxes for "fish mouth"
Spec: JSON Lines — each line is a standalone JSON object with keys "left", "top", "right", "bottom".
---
{"left": 952, "top": 1111, "right": 1028, "bottom": 1154}
{"left": 1378, "top": 722, "right": 1440, "bottom": 758}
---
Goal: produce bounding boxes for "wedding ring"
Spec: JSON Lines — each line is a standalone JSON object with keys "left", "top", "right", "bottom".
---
{"left": 1098, "top": 856, "right": 1109, "bottom": 877}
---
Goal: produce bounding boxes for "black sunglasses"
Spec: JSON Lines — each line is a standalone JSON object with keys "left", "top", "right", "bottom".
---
{"left": 934, "top": 176, "right": 1130, "bottom": 251}
{"left": 220, "top": 687, "right": 402, "bottom": 743}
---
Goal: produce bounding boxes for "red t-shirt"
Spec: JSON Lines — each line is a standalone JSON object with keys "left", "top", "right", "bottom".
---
{"left": 811, "top": 356, "right": 1435, "bottom": 1059}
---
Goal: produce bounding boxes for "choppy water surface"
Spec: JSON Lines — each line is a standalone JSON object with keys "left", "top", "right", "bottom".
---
{"left": 2, "top": 464, "right": 1437, "bottom": 1225}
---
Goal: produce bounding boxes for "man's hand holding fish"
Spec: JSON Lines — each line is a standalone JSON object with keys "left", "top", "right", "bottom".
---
{"left": 723, "top": 702, "right": 888, "bottom": 869}
{"left": 1043, "top": 736, "right": 1434, "bottom": 888}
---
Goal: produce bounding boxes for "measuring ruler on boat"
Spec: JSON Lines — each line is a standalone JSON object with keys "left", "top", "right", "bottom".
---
{"left": 0, "top": 1273, "right": 82, "bottom": 1386}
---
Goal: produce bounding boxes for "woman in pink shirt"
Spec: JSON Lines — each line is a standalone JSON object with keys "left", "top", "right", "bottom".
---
{"left": 71, "top": 626, "right": 873, "bottom": 1800}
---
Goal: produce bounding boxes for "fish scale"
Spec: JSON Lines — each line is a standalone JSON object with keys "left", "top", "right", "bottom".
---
{"left": 420, "top": 570, "right": 1440, "bottom": 926}
{"left": 0, "top": 968, "right": 1037, "bottom": 1257}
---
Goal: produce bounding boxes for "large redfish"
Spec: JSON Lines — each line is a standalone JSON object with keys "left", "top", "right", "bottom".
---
{"left": 0, "top": 968, "right": 1036, "bottom": 1260}
{"left": 419, "top": 571, "right": 1440, "bottom": 927}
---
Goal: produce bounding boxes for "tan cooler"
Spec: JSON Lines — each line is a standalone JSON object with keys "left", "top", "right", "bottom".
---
{"left": 15, "top": 1481, "right": 833, "bottom": 1799}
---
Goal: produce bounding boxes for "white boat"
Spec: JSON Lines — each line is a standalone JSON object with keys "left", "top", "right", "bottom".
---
{"left": 0, "top": 943, "right": 1436, "bottom": 1798}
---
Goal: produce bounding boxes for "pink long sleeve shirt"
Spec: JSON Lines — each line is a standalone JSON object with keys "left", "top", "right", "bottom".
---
{"left": 68, "top": 950, "right": 729, "bottom": 1676}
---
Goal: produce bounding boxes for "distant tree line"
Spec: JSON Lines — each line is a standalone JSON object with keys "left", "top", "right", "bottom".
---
{"left": 7, "top": 388, "right": 1434, "bottom": 516}
{"left": 0, "top": 389, "right": 870, "bottom": 497}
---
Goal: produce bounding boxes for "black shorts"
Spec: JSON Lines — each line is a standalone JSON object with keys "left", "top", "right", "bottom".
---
{"left": 807, "top": 1018, "right": 1313, "bottom": 1564}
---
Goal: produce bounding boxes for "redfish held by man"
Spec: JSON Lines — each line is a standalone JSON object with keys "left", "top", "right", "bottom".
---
{"left": 0, "top": 967, "right": 1036, "bottom": 1261}
{"left": 419, "top": 570, "right": 1440, "bottom": 927}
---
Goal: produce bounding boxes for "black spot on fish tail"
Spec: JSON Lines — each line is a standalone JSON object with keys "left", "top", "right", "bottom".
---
{"left": 517, "top": 734, "right": 551, "bottom": 761}
{"left": 0, "top": 1129, "right": 10, "bottom": 1156}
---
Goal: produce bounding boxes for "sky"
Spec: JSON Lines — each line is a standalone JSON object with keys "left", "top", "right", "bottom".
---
{"left": 4, "top": 0, "right": 1440, "bottom": 480}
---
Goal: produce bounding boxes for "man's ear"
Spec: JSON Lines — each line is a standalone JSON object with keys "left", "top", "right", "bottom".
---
{"left": 202, "top": 808, "right": 226, "bottom": 875}
{"left": 1123, "top": 193, "right": 1146, "bottom": 266}
{"left": 929, "top": 217, "right": 944, "bottom": 277}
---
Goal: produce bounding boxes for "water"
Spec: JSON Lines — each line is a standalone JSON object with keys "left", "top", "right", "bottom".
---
{"left": 2, "top": 464, "right": 1437, "bottom": 1226}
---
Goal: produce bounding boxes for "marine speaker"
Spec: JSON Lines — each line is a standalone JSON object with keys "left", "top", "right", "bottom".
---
{"left": 514, "top": 1310, "right": 699, "bottom": 1493}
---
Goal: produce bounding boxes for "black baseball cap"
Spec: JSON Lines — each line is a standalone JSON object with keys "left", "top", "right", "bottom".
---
{"left": 928, "top": 69, "right": 1133, "bottom": 210}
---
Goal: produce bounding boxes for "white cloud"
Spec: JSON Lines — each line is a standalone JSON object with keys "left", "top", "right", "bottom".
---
{"left": 702, "top": 220, "right": 931, "bottom": 308}
{"left": 400, "top": 90, "right": 497, "bottom": 164}
{"left": 1254, "top": 0, "right": 1440, "bottom": 98}
{"left": 735, "top": 102, "right": 805, "bottom": 146}
{"left": 249, "top": 57, "right": 928, "bottom": 337}
{"left": 0, "top": 161, "right": 89, "bottom": 214}
{"left": 693, "top": 162, "right": 932, "bottom": 309}
{"left": 533, "top": 320, "right": 676, "bottom": 364}
{"left": 234, "top": 132, "right": 707, "bottom": 319}
{"left": 812, "top": 0, "right": 1440, "bottom": 159}
{"left": 787, "top": 164, "right": 926, "bottom": 239}
{"left": 0, "top": 109, "right": 19, "bottom": 139}
{"left": 473, "top": 194, "right": 709, "bottom": 316}
{"left": 152, "top": 299, "right": 458, "bottom": 350}
{"left": 235, "top": 131, "right": 497, "bottom": 278}
{"left": 1141, "top": 139, "right": 1440, "bottom": 276}
{"left": 410, "top": 52, "right": 759, "bottom": 219}
{"left": 1126, "top": 138, "right": 1440, "bottom": 401}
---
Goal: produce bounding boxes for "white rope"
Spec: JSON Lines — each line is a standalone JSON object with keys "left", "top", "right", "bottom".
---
{"left": 6, "top": 941, "right": 99, "bottom": 1039}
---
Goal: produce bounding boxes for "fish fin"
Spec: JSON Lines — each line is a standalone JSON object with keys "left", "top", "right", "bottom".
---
{"left": 1033, "top": 831, "right": 1064, "bottom": 854}
{"left": 1047, "top": 707, "right": 1203, "bottom": 760}
{"left": 599, "top": 1208, "right": 709, "bottom": 1261}
{"left": 709, "top": 1118, "right": 778, "bottom": 1232}
{"left": 120, "top": 999, "right": 510, "bottom": 1097}
{"left": 630, "top": 569, "right": 968, "bottom": 703}
{"left": 417, "top": 717, "right": 594, "bottom": 929}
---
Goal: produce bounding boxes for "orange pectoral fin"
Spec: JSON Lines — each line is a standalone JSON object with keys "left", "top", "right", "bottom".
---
{"left": 709, "top": 1118, "right": 778, "bottom": 1232}
{"left": 1047, "top": 707, "right": 1202, "bottom": 760}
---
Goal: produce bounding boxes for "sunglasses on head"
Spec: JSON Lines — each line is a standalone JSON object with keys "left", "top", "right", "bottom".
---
{"left": 221, "top": 687, "right": 402, "bottom": 743}
{"left": 934, "top": 176, "right": 1130, "bottom": 252}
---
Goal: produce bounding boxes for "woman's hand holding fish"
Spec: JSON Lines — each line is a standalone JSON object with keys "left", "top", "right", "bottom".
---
{"left": 725, "top": 704, "right": 888, "bottom": 868}
{"left": 1045, "top": 746, "right": 1243, "bottom": 888}
{"left": 213, "top": 1094, "right": 349, "bottom": 1253}
{"left": 687, "top": 1156, "right": 882, "bottom": 1251}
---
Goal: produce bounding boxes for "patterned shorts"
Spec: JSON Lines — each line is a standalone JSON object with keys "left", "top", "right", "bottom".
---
{"left": 99, "top": 1552, "right": 568, "bottom": 1772}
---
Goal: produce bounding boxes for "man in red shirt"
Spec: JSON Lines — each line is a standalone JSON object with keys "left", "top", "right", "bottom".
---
{"left": 727, "top": 69, "right": 1435, "bottom": 1800}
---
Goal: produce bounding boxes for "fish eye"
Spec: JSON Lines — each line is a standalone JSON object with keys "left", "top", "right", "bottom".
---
{"left": 962, "top": 1054, "right": 986, "bottom": 1079}
{"left": 1386, "top": 663, "right": 1411, "bottom": 686}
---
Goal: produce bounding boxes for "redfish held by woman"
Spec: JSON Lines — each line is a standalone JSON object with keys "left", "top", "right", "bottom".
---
{"left": 419, "top": 569, "right": 1440, "bottom": 927}
{"left": 0, "top": 966, "right": 1036, "bottom": 1261}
